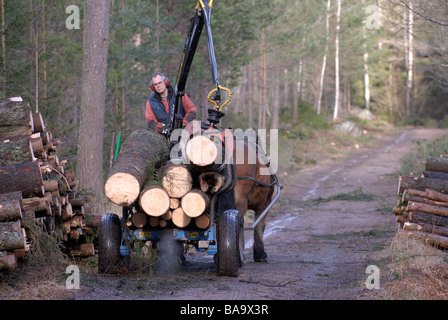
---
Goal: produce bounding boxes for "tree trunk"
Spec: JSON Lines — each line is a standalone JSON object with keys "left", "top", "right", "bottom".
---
{"left": 405, "top": 1, "right": 413, "bottom": 115}
{"left": 0, "top": 161, "right": 44, "bottom": 197}
{"left": 1, "top": 0, "right": 6, "bottom": 97}
{"left": 247, "top": 58, "right": 253, "bottom": 128}
{"left": 76, "top": 0, "right": 111, "bottom": 212}
{"left": 139, "top": 185, "right": 170, "bottom": 217}
{"left": 333, "top": 0, "right": 341, "bottom": 121}
{"left": 363, "top": 11, "right": 370, "bottom": 111}
{"left": 271, "top": 68, "right": 280, "bottom": 130}
{"left": 104, "top": 129, "right": 169, "bottom": 206}
{"left": 316, "top": 0, "right": 331, "bottom": 115}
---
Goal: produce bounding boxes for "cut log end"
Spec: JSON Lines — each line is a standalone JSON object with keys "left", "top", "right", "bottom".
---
{"left": 181, "top": 190, "right": 209, "bottom": 218}
{"left": 171, "top": 207, "right": 191, "bottom": 228}
{"left": 104, "top": 172, "right": 140, "bottom": 206}
{"left": 185, "top": 135, "right": 218, "bottom": 167}
{"left": 139, "top": 185, "right": 170, "bottom": 217}
{"left": 161, "top": 165, "right": 193, "bottom": 198}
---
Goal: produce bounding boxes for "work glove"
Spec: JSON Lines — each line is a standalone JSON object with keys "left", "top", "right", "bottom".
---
{"left": 161, "top": 124, "right": 170, "bottom": 136}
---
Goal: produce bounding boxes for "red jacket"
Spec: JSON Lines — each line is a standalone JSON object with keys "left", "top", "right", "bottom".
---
{"left": 146, "top": 87, "right": 197, "bottom": 133}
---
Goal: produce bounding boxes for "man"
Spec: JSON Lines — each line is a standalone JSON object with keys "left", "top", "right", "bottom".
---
{"left": 146, "top": 72, "right": 197, "bottom": 134}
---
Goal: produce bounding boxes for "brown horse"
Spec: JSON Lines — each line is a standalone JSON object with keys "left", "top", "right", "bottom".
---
{"left": 233, "top": 139, "right": 277, "bottom": 262}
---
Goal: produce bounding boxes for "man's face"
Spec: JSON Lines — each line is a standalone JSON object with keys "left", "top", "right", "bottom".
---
{"left": 152, "top": 75, "right": 166, "bottom": 94}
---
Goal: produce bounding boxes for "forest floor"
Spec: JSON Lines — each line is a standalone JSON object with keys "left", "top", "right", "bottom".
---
{"left": 1, "top": 126, "right": 448, "bottom": 301}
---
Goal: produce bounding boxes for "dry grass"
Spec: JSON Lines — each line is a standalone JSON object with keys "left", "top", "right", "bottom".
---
{"left": 372, "top": 231, "right": 448, "bottom": 300}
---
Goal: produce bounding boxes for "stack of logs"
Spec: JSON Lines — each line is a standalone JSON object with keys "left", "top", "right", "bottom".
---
{"left": 394, "top": 156, "right": 448, "bottom": 249}
{"left": 0, "top": 98, "right": 100, "bottom": 270}
{"left": 105, "top": 129, "right": 224, "bottom": 230}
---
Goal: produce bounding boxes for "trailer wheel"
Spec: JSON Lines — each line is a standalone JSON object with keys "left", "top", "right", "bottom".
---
{"left": 217, "top": 209, "right": 244, "bottom": 277}
{"left": 98, "top": 213, "right": 122, "bottom": 274}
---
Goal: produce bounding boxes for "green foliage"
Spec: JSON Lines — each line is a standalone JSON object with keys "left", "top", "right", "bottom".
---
{"left": 400, "top": 135, "right": 448, "bottom": 175}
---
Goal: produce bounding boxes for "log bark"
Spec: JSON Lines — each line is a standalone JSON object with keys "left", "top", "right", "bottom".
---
{"left": 199, "top": 171, "right": 223, "bottom": 193}
{"left": 401, "top": 230, "right": 448, "bottom": 249}
{"left": 0, "top": 137, "right": 35, "bottom": 165}
{"left": 0, "top": 161, "right": 45, "bottom": 197}
{"left": 161, "top": 163, "right": 193, "bottom": 198}
{"left": 402, "top": 194, "right": 448, "bottom": 207}
{"left": 0, "top": 199, "right": 22, "bottom": 222}
{"left": 181, "top": 189, "right": 210, "bottom": 218}
{"left": 171, "top": 207, "right": 191, "bottom": 228}
{"left": 139, "top": 185, "right": 170, "bottom": 217}
{"left": 0, "top": 100, "right": 34, "bottom": 137}
{"left": 406, "top": 201, "right": 448, "bottom": 217}
{"left": 421, "top": 170, "right": 448, "bottom": 180}
{"left": 104, "top": 129, "right": 169, "bottom": 206}
{"left": 403, "top": 211, "right": 448, "bottom": 227}
{"left": 0, "top": 221, "right": 26, "bottom": 251}
{"left": 398, "top": 175, "right": 448, "bottom": 195}
{"left": 402, "top": 221, "right": 448, "bottom": 237}
{"left": 0, "top": 191, "right": 22, "bottom": 202}
{"left": 0, "top": 251, "right": 17, "bottom": 270}
{"left": 425, "top": 156, "right": 448, "bottom": 174}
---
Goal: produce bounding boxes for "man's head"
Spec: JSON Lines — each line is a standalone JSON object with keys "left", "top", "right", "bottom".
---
{"left": 151, "top": 73, "right": 170, "bottom": 95}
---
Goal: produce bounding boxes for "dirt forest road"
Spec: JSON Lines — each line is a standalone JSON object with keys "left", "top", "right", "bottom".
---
{"left": 74, "top": 127, "right": 448, "bottom": 300}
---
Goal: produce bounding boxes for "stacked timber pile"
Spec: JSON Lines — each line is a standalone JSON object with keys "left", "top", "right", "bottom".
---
{"left": 394, "top": 156, "right": 448, "bottom": 249}
{"left": 0, "top": 98, "right": 99, "bottom": 270}
{"left": 105, "top": 130, "right": 224, "bottom": 230}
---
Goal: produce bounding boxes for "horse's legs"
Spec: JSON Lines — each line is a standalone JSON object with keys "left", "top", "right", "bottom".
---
{"left": 253, "top": 209, "right": 268, "bottom": 262}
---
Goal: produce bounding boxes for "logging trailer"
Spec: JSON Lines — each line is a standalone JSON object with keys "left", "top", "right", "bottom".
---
{"left": 98, "top": 0, "right": 280, "bottom": 277}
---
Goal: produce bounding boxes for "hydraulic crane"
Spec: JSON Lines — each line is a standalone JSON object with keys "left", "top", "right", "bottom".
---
{"left": 169, "top": 0, "right": 231, "bottom": 134}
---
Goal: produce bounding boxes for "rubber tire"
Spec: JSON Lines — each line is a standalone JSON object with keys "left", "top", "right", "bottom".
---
{"left": 98, "top": 213, "right": 122, "bottom": 274}
{"left": 217, "top": 209, "right": 244, "bottom": 277}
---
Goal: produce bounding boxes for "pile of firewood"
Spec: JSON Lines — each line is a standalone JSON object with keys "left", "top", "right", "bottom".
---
{"left": 394, "top": 156, "right": 448, "bottom": 249}
{"left": 0, "top": 98, "right": 99, "bottom": 270}
{"left": 104, "top": 129, "right": 224, "bottom": 230}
